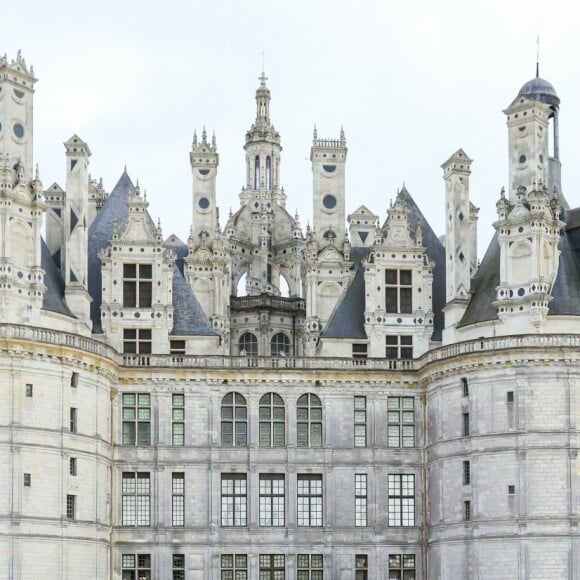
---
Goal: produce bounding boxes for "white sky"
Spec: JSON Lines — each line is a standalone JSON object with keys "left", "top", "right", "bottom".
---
{"left": 2, "top": 0, "right": 580, "bottom": 257}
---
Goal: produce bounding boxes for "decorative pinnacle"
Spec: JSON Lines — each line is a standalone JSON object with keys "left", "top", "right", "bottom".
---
{"left": 259, "top": 71, "right": 268, "bottom": 87}
{"left": 212, "top": 131, "right": 216, "bottom": 148}
{"left": 35, "top": 164, "right": 40, "bottom": 180}
{"left": 202, "top": 126, "right": 207, "bottom": 142}
{"left": 340, "top": 125, "right": 345, "bottom": 143}
{"left": 193, "top": 129, "right": 197, "bottom": 146}
{"left": 500, "top": 186, "right": 505, "bottom": 198}
{"left": 313, "top": 124, "right": 318, "bottom": 142}
{"left": 536, "top": 35, "right": 540, "bottom": 78}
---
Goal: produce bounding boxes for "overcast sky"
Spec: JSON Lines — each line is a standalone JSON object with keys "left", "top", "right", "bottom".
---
{"left": 2, "top": 0, "right": 579, "bottom": 257}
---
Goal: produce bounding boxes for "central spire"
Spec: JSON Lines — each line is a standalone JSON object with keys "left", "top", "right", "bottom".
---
{"left": 255, "top": 71, "right": 271, "bottom": 124}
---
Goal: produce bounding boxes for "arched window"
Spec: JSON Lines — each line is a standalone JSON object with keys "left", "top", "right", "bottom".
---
{"left": 297, "top": 393, "right": 322, "bottom": 447}
{"left": 266, "top": 156, "right": 272, "bottom": 189}
{"left": 271, "top": 333, "right": 290, "bottom": 357}
{"left": 254, "top": 155, "right": 261, "bottom": 189}
{"left": 259, "top": 393, "right": 285, "bottom": 447}
{"left": 239, "top": 332, "right": 258, "bottom": 356}
{"left": 221, "top": 392, "right": 247, "bottom": 447}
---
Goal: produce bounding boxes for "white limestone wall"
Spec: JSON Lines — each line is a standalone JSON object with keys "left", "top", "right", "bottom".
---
{"left": 426, "top": 346, "right": 580, "bottom": 579}
{"left": 112, "top": 371, "right": 424, "bottom": 578}
{"left": 0, "top": 341, "right": 113, "bottom": 580}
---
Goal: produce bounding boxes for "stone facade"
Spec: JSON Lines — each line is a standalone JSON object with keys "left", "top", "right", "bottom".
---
{"left": 1, "top": 51, "right": 580, "bottom": 579}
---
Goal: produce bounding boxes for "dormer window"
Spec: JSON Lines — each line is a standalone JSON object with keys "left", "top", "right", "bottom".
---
{"left": 123, "top": 264, "right": 152, "bottom": 307}
{"left": 385, "top": 269, "right": 412, "bottom": 313}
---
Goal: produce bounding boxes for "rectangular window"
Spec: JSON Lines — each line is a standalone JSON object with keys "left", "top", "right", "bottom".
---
{"left": 461, "top": 378, "right": 469, "bottom": 397}
{"left": 259, "top": 474, "right": 285, "bottom": 526}
{"left": 122, "top": 472, "right": 150, "bottom": 526}
{"left": 172, "top": 472, "right": 185, "bottom": 527}
{"left": 71, "top": 372, "right": 79, "bottom": 388}
{"left": 173, "top": 554, "right": 185, "bottom": 580}
{"left": 69, "top": 407, "right": 77, "bottom": 433}
{"left": 355, "top": 474, "right": 367, "bottom": 527}
{"left": 70, "top": 457, "right": 77, "bottom": 476}
{"left": 388, "top": 474, "right": 415, "bottom": 527}
{"left": 297, "top": 554, "right": 323, "bottom": 580}
{"left": 172, "top": 394, "right": 185, "bottom": 445}
{"left": 23, "top": 473, "right": 31, "bottom": 487}
{"left": 297, "top": 474, "right": 323, "bottom": 527}
{"left": 354, "top": 396, "right": 367, "bottom": 447}
{"left": 508, "top": 485, "right": 515, "bottom": 495}
{"left": 507, "top": 390, "right": 514, "bottom": 403}
{"left": 221, "top": 554, "right": 248, "bottom": 580}
{"left": 386, "top": 335, "right": 413, "bottom": 360}
{"left": 259, "top": 555, "right": 285, "bottom": 579}
{"left": 388, "top": 554, "right": 416, "bottom": 580}
{"left": 66, "top": 494, "right": 76, "bottom": 520}
{"left": 464, "top": 500, "right": 471, "bottom": 521}
{"left": 123, "top": 263, "right": 152, "bottom": 308}
{"left": 387, "top": 397, "right": 415, "bottom": 448}
{"left": 122, "top": 393, "right": 151, "bottom": 445}
{"left": 352, "top": 343, "right": 368, "bottom": 360}
{"left": 355, "top": 555, "right": 368, "bottom": 580}
{"left": 170, "top": 340, "right": 186, "bottom": 355}
{"left": 122, "top": 554, "right": 151, "bottom": 580}
{"left": 463, "top": 412, "right": 470, "bottom": 436}
{"left": 25, "top": 383, "right": 33, "bottom": 397}
{"left": 221, "top": 474, "right": 247, "bottom": 527}
{"left": 123, "top": 328, "right": 152, "bottom": 354}
{"left": 463, "top": 461, "right": 470, "bottom": 485}
{"left": 385, "top": 269, "right": 412, "bottom": 313}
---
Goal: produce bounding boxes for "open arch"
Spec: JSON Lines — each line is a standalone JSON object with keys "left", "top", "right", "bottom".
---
{"left": 236, "top": 272, "right": 248, "bottom": 297}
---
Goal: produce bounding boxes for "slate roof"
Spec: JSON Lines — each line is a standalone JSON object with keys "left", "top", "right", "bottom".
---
{"left": 457, "top": 233, "right": 500, "bottom": 327}
{"left": 322, "top": 246, "right": 369, "bottom": 339}
{"left": 41, "top": 238, "right": 74, "bottom": 318}
{"left": 164, "top": 237, "right": 216, "bottom": 336}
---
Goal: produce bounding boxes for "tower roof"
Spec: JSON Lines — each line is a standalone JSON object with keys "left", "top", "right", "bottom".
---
{"left": 518, "top": 73, "right": 560, "bottom": 108}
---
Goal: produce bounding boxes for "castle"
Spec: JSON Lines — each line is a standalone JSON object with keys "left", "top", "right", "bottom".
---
{"left": 1, "top": 50, "right": 579, "bottom": 579}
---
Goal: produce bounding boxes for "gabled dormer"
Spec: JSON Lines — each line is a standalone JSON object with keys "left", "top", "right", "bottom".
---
{"left": 348, "top": 205, "right": 378, "bottom": 247}
{"left": 364, "top": 191, "right": 434, "bottom": 359}
{"left": 99, "top": 185, "right": 176, "bottom": 355}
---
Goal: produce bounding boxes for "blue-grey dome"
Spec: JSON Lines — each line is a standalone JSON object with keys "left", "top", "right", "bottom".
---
{"left": 518, "top": 75, "right": 560, "bottom": 108}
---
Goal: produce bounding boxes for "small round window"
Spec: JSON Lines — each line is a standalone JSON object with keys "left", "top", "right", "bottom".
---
{"left": 198, "top": 168, "right": 210, "bottom": 176}
{"left": 13, "top": 89, "right": 25, "bottom": 99}
{"left": 13, "top": 123, "right": 24, "bottom": 139}
{"left": 322, "top": 194, "right": 337, "bottom": 209}
{"left": 199, "top": 197, "right": 210, "bottom": 209}
{"left": 519, "top": 154, "right": 526, "bottom": 164}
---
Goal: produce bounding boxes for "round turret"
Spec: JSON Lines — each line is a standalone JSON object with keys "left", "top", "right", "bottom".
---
{"left": 518, "top": 74, "right": 560, "bottom": 109}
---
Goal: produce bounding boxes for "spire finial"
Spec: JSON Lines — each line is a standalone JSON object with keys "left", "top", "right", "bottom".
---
{"left": 259, "top": 70, "right": 268, "bottom": 87}
{"left": 536, "top": 35, "right": 540, "bottom": 78}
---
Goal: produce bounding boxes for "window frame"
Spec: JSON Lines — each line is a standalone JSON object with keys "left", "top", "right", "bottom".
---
{"left": 172, "top": 472, "right": 185, "bottom": 527}
{"left": 221, "top": 392, "right": 248, "bottom": 447}
{"left": 259, "top": 554, "right": 285, "bottom": 579}
{"left": 385, "top": 268, "right": 413, "bottom": 314}
{"left": 238, "top": 332, "right": 258, "bottom": 356}
{"left": 259, "top": 474, "right": 285, "bottom": 527}
{"left": 122, "top": 554, "right": 151, "bottom": 580}
{"left": 172, "top": 394, "right": 185, "bottom": 446}
{"left": 388, "top": 474, "right": 415, "bottom": 527}
{"left": 388, "top": 554, "right": 416, "bottom": 580}
{"left": 122, "top": 472, "right": 151, "bottom": 527}
{"left": 297, "top": 553, "right": 323, "bottom": 579}
{"left": 354, "top": 396, "right": 367, "bottom": 447}
{"left": 221, "top": 554, "right": 248, "bottom": 580}
{"left": 355, "top": 473, "right": 368, "bottom": 527}
{"left": 387, "top": 396, "right": 415, "bottom": 448}
{"left": 386, "top": 335, "right": 413, "bottom": 360}
{"left": 69, "top": 407, "right": 77, "bottom": 433}
{"left": 122, "top": 393, "right": 151, "bottom": 446}
{"left": 355, "top": 555, "right": 368, "bottom": 580}
{"left": 66, "top": 494, "right": 76, "bottom": 520}
{"left": 297, "top": 393, "right": 323, "bottom": 448}
{"left": 259, "top": 392, "right": 285, "bottom": 447}
{"left": 221, "top": 473, "right": 247, "bottom": 527}
{"left": 297, "top": 474, "right": 323, "bottom": 527}
{"left": 123, "top": 263, "right": 153, "bottom": 308}
{"left": 123, "top": 328, "right": 152, "bottom": 355}
{"left": 271, "top": 332, "right": 290, "bottom": 356}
